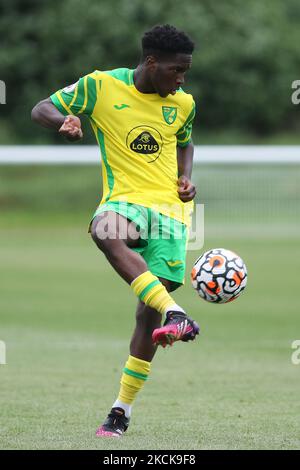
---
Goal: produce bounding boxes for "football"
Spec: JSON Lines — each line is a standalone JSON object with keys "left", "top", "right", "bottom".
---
{"left": 191, "top": 248, "right": 247, "bottom": 303}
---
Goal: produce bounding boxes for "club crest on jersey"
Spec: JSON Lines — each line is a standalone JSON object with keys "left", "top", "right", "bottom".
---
{"left": 162, "top": 106, "right": 177, "bottom": 125}
{"left": 126, "top": 126, "right": 163, "bottom": 163}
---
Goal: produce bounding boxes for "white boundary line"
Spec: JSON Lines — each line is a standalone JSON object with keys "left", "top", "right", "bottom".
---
{"left": 0, "top": 145, "right": 300, "bottom": 164}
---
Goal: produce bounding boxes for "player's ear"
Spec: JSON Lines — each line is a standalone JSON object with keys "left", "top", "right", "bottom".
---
{"left": 145, "top": 55, "right": 157, "bottom": 71}
{"left": 145, "top": 55, "right": 155, "bottom": 65}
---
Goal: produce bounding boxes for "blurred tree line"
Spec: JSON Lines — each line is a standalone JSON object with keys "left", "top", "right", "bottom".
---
{"left": 0, "top": 0, "right": 299, "bottom": 144}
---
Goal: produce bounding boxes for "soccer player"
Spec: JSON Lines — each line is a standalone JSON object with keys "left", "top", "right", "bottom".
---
{"left": 32, "top": 24, "right": 199, "bottom": 438}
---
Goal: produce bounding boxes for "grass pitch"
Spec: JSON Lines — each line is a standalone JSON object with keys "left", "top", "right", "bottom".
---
{"left": 0, "top": 165, "right": 300, "bottom": 449}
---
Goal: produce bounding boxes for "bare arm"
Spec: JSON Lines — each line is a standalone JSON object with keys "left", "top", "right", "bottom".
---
{"left": 176, "top": 141, "right": 197, "bottom": 202}
{"left": 31, "top": 98, "right": 83, "bottom": 141}
{"left": 31, "top": 98, "right": 65, "bottom": 129}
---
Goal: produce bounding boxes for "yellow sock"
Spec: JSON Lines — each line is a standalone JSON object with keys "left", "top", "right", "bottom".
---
{"left": 118, "top": 355, "right": 151, "bottom": 405}
{"left": 131, "top": 271, "right": 178, "bottom": 315}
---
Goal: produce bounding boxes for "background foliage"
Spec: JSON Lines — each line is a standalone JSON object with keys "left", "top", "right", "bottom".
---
{"left": 0, "top": 0, "right": 300, "bottom": 143}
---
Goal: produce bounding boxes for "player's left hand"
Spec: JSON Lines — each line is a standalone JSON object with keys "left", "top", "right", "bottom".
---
{"left": 177, "top": 175, "right": 196, "bottom": 202}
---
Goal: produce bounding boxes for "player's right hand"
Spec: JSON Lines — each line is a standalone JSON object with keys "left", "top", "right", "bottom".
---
{"left": 59, "top": 115, "right": 83, "bottom": 141}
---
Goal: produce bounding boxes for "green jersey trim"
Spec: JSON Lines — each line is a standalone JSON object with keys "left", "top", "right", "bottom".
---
{"left": 102, "top": 68, "right": 134, "bottom": 86}
{"left": 50, "top": 75, "right": 97, "bottom": 117}
{"left": 96, "top": 127, "right": 114, "bottom": 202}
{"left": 83, "top": 76, "right": 97, "bottom": 115}
{"left": 70, "top": 78, "right": 85, "bottom": 114}
{"left": 50, "top": 93, "right": 70, "bottom": 116}
{"left": 176, "top": 101, "right": 196, "bottom": 148}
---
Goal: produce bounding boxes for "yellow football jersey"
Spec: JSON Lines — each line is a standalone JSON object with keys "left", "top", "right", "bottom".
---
{"left": 50, "top": 68, "right": 196, "bottom": 225}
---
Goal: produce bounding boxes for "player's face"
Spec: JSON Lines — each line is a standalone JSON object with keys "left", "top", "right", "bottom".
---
{"left": 149, "top": 53, "right": 192, "bottom": 98}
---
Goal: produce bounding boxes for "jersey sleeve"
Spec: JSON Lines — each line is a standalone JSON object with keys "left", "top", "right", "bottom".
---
{"left": 176, "top": 99, "right": 196, "bottom": 148}
{"left": 50, "top": 71, "right": 99, "bottom": 117}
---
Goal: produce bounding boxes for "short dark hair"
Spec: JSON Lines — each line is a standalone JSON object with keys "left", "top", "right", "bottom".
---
{"left": 141, "top": 24, "right": 194, "bottom": 59}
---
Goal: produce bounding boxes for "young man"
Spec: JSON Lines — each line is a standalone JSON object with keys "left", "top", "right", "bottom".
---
{"left": 32, "top": 24, "right": 199, "bottom": 438}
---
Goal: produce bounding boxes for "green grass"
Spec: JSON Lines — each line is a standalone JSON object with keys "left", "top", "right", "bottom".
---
{"left": 1, "top": 164, "right": 300, "bottom": 219}
{"left": 0, "top": 164, "right": 299, "bottom": 449}
{"left": 0, "top": 218, "right": 299, "bottom": 450}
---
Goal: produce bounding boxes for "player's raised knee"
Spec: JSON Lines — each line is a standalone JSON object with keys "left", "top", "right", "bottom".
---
{"left": 90, "top": 214, "right": 117, "bottom": 251}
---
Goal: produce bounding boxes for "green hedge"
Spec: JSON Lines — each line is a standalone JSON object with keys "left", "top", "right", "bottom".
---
{"left": 0, "top": 0, "right": 299, "bottom": 143}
